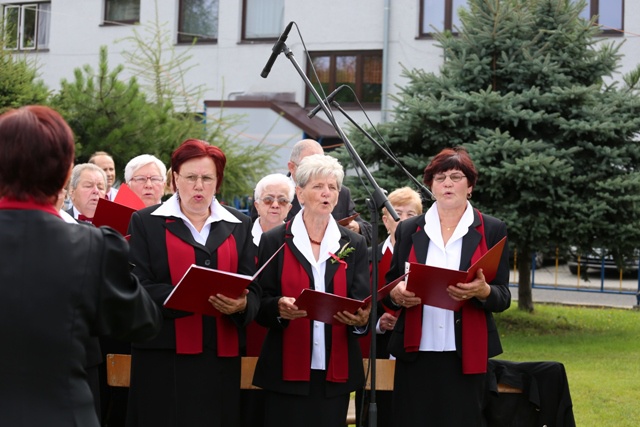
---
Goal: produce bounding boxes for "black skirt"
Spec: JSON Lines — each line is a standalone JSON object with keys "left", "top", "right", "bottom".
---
{"left": 393, "top": 351, "right": 486, "bottom": 427}
{"left": 263, "top": 370, "right": 350, "bottom": 427}
{"left": 126, "top": 347, "right": 241, "bottom": 427}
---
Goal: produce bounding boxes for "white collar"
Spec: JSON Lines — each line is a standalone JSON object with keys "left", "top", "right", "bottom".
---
{"left": 252, "top": 218, "right": 264, "bottom": 246}
{"left": 151, "top": 193, "right": 240, "bottom": 225}
{"left": 424, "top": 201, "right": 474, "bottom": 249}
{"left": 382, "top": 235, "right": 394, "bottom": 254}
{"left": 291, "top": 209, "right": 341, "bottom": 266}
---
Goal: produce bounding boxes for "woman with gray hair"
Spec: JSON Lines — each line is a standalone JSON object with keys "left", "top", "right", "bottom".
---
{"left": 252, "top": 154, "right": 370, "bottom": 427}
{"left": 252, "top": 173, "right": 295, "bottom": 246}
{"left": 124, "top": 154, "right": 167, "bottom": 207}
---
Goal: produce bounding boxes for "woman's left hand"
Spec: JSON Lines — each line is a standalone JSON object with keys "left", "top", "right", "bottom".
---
{"left": 335, "top": 303, "right": 371, "bottom": 327}
{"left": 208, "top": 289, "right": 249, "bottom": 315}
{"left": 447, "top": 268, "right": 491, "bottom": 301}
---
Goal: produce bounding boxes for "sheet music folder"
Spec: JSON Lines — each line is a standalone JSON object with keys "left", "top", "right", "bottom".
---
{"left": 92, "top": 184, "right": 145, "bottom": 236}
{"left": 92, "top": 198, "right": 137, "bottom": 236}
{"left": 294, "top": 273, "right": 408, "bottom": 325}
{"left": 163, "top": 243, "right": 284, "bottom": 316}
{"left": 405, "top": 236, "right": 506, "bottom": 311}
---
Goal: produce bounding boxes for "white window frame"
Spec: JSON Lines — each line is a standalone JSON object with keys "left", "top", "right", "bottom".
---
{"left": 242, "top": 0, "right": 284, "bottom": 41}
{"left": 2, "top": 2, "right": 50, "bottom": 51}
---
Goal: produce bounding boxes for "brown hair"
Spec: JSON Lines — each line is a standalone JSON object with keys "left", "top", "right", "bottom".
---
{"left": 0, "top": 106, "right": 75, "bottom": 203}
{"left": 423, "top": 146, "right": 478, "bottom": 188}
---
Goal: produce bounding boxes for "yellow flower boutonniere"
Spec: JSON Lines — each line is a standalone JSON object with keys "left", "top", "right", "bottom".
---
{"left": 330, "top": 242, "right": 355, "bottom": 264}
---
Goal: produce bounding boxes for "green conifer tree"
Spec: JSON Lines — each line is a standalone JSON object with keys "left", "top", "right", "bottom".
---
{"left": 0, "top": 49, "right": 49, "bottom": 112}
{"left": 342, "top": 0, "right": 640, "bottom": 311}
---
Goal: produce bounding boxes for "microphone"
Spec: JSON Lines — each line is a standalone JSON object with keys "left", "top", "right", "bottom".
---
{"left": 260, "top": 21, "right": 294, "bottom": 78}
{"left": 307, "top": 85, "right": 348, "bottom": 119}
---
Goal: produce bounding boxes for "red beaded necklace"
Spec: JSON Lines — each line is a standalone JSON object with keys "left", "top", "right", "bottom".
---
{"left": 309, "top": 236, "right": 322, "bottom": 245}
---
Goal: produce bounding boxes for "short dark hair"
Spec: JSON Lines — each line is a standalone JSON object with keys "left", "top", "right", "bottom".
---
{"left": 171, "top": 139, "right": 226, "bottom": 193}
{"left": 422, "top": 147, "right": 478, "bottom": 187}
{"left": 423, "top": 146, "right": 478, "bottom": 188}
{"left": 0, "top": 106, "right": 75, "bottom": 203}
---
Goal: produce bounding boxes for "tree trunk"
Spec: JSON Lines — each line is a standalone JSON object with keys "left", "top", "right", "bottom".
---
{"left": 517, "top": 252, "right": 534, "bottom": 312}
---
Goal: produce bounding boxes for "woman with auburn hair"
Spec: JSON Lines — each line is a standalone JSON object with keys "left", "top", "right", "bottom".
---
{"left": 0, "top": 105, "right": 161, "bottom": 427}
{"left": 383, "top": 147, "right": 511, "bottom": 426}
{"left": 126, "top": 139, "right": 259, "bottom": 427}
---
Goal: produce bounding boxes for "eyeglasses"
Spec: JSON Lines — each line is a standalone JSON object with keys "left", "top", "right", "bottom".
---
{"left": 433, "top": 173, "right": 466, "bottom": 183}
{"left": 178, "top": 173, "right": 216, "bottom": 185}
{"left": 130, "top": 175, "right": 164, "bottom": 185}
{"left": 259, "top": 196, "right": 290, "bottom": 206}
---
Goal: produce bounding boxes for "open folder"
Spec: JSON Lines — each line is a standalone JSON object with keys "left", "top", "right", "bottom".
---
{"left": 92, "top": 184, "right": 146, "bottom": 236}
{"left": 405, "top": 236, "right": 507, "bottom": 311}
{"left": 293, "top": 272, "right": 408, "bottom": 325}
{"left": 163, "top": 243, "right": 284, "bottom": 316}
{"left": 91, "top": 198, "right": 137, "bottom": 236}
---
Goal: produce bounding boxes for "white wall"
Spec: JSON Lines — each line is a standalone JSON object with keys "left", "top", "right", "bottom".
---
{"left": 4, "top": 0, "right": 640, "bottom": 168}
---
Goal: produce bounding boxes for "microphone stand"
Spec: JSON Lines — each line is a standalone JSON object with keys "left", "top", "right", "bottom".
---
{"left": 328, "top": 101, "right": 434, "bottom": 202}
{"left": 277, "top": 42, "right": 399, "bottom": 427}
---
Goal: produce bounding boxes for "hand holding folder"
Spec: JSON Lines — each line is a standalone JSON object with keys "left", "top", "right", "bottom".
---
{"left": 163, "top": 244, "right": 284, "bottom": 316}
{"left": 405, "top": 237, "right": 506, "bottom": 311}
{"left": 293, "top": 273, "right": 408, "bottom": 325}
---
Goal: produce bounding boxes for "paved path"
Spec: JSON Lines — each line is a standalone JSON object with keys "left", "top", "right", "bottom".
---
{"left": 510, "top": 263, "right": 640, "bottom": 309}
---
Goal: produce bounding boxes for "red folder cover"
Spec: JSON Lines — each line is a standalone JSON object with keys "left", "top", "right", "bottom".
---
{"left": 92, "top": 198, "right": 137, "bottom": 236}
{"left": 294, "top": 290, "right": 364, "bottom": 325}
{"left": 163, "top": 243, "right": 284, "bottom": 316}
{"left": 294, "top": 273, "right": 408, "bottom": 325}
{"left": 405, "top": 237, "right": 506, "bottom": 311}
{"left": 113, "top": 183, "right": 146, "bottom": 210}
{"left": 364, "top": 273, "right": 409, "bottom": 305}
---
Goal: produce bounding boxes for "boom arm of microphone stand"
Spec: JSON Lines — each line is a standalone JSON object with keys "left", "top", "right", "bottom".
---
{"left": 281, "top": 45, "right": 399, "bottom": 221}
{"left": 329, "top": 100, "right": 434, "bottom": 203}
{"left": 280, "top": 42, "right": 388, "bottom": 427}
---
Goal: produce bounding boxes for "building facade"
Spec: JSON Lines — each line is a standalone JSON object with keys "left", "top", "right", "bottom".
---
{"left": 2, "top": 0, "right": 639, "bottom": 172}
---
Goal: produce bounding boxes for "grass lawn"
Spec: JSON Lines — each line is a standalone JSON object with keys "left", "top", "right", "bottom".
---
{"left": 494, "top": 303, "right": 640, "bottom": 426}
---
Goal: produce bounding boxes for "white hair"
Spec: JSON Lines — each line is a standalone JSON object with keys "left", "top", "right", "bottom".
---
{"left": 124, "top": 154, "right": 167, "bottom": 183}
{"left": 295, "top": 154, "right": 344, "bottom": 190}
{"left": 254, "top": 173, "right": 295, "bottom": 200}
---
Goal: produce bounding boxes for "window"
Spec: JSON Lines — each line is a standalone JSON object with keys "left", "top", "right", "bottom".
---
{"left": 420, "top": 1, "right": 624, "bottom": 37}
{"left": 104, "top": 0, "right": 140, "bottom": 24}
{"left": 178, "top": 0, "right": 219, "bottom": 44}
{"left": 306, "top": 51, "right": 383, "bottom": 108}
{"left": 575, "top": 0, "right": 624, "bottom": 33}
{"left": 420, "top": 0, "right": 466, "bottom": 36}
{"left": 242, "top": 0, "right": 284, "bottom": 41}
{"left": 3, "top": 2, "right": 50, "bottom": 50}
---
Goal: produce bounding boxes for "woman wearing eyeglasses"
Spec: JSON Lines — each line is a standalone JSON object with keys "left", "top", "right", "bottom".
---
{"left": 384, "top": 147, "right": 511, "bottom": 426}
{"left": 126, "top": 139, "right": 259, "bottom": 427}
{"left": 252, "top": 154, "right": 370, "bottom": 427}
{"left": 124, "top": 154, "right": 167, "bottom": 207}
{"left": 252, "top": 173, "right": 295, "bottom": 245}
{"left": 240, "top": 172, "right": 295, "bottom": 427}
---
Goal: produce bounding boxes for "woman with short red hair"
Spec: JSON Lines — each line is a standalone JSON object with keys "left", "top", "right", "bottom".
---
{"left": 385, "top": 147, "right": 511, "bottom": 426}
{"left": 0, "top": 105, "right": 161, "bottom": 427}
{"left": 126, "top": 139, "right": 259, "bottom": 427}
